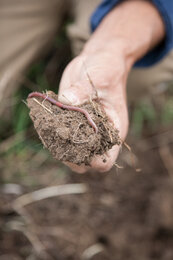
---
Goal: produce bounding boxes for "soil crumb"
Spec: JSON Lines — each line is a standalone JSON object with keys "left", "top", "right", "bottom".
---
{"left": 27, "top": 91, "right": 120, "bottom": 165}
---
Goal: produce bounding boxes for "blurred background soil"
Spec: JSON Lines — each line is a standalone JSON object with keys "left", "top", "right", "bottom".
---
{"left": 0, "top": 22, "right": 173, "bottom": 260}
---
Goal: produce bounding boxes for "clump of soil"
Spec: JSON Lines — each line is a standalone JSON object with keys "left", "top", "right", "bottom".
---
{"left": 27, "top": 91, "right": 120, "bottom": 165}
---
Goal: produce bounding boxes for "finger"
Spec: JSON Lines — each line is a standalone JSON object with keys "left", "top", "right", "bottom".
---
{"left": 58, "top": 82, "right": 92, "bottom": 105}
{"left": 64, "top": 162, "right": 89, "bottom": 174}
{"left": 89, "top": 144, "right": 121, "bottom": 172}
{"left": 58, "top": 58, "right": 94, "bottom": 105}
{"left": 88, "top": 106, "right": 127, "bottom": 172}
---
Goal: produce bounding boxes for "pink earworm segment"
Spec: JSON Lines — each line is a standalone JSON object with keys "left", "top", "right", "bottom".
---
{"left": 28, "top": 92, "right": 98, "bottom": 133}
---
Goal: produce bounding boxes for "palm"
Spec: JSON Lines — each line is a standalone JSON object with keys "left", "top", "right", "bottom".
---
{"left": 58, "top": 53, "right": 129, "bottom": 173}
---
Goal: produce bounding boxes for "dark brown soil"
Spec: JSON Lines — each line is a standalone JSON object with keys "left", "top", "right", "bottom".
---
{"left": 0, "top": 139, "right": 173, "bottom": 260}
{"left": 27, "top": 91, "right": 120, "bottom": 165}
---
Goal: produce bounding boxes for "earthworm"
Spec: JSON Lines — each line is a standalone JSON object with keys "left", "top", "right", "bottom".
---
{"left": 28, "top": 92, "right": 98, "bottom": 133}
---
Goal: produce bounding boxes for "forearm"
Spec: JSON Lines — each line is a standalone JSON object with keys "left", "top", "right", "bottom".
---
{"left": 83, "top": 0, "right": 165, "bottom": 71}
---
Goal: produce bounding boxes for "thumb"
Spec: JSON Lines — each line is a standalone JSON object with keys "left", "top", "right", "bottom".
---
{"left": 58, "top": 80, "right": 94, "bottom": 106}
{"left": 58, "top": 56, "right": 95, "bottom": 105}
{"left": 58, "top": 86, "right": 80, "bottom": 105}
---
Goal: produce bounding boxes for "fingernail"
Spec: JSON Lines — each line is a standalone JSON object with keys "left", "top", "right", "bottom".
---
{"left": 59, "top": 91, "right": 78, "bottom": 105}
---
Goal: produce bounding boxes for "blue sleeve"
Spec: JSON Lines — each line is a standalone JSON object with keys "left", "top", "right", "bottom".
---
{"left": 90, "top": 0, "right": 173, "bottom": 67}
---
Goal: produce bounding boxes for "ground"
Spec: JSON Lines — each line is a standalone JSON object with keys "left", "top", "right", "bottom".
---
{"left": 0, "top": 126, "right": 173, "bottom": 260}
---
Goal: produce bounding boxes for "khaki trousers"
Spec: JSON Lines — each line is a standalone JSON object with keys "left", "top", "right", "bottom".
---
{"left": 0, "top": 0, "right": 173, "bottom": 115}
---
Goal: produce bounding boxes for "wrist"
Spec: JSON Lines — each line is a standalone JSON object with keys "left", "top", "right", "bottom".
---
{"left": 82, "top": 37, "right": 134, "bottom": 73}
{"left": 83, "top": 0, "right": 165, "bottom": 72}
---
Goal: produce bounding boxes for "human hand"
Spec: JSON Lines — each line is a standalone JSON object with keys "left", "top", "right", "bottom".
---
{"left": 58, "top": 0, "right": 165, "bottom": 173}
{"left": 58, "top": 44, "right": 129, "bottom": 173}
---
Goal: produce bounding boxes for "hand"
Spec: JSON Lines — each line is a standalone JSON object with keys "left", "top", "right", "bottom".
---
{"left": 58, "top": 0, "right": 165, "bottom": 173}
{"left": 58, "top": 45, "right": 129, "bottom": 173}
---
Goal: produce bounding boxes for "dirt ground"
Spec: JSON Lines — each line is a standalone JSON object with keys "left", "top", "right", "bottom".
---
{"left": 0, "top": 127, "right": 173, "bottom": 260}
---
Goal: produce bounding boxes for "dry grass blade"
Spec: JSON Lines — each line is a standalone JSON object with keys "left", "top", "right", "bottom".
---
{"left": 7, "top": 220, "right": 46, "bottom": 255}
{"left": 33, "top": 98, "right": 53, "bottom": 114}
{"left": 11, "top": 183, "right": 88, "bottom": 258}
{"left": 82, "top": 243, "right": 104, "bottom": 259}
{"left": 123, "top": 141, "right": 141, "bottom": 172}
{"left": 13, "top": 183, "right": 88, "bottom": 210}
{"left": 114, "top": 162, "right": 123, "bottom": 169}
{"left": 83, "top": 61, "right": 98, "bottom": 99}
